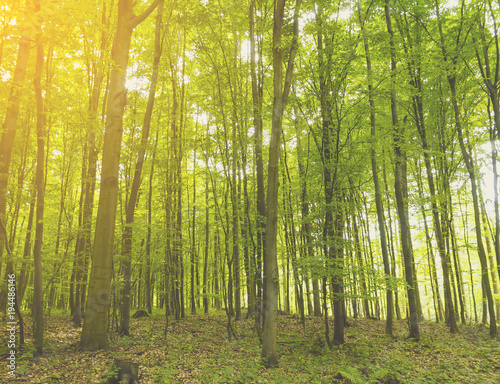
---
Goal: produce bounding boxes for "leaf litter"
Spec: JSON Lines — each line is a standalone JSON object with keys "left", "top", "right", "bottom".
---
{"left": 1, "top": 311, "right": 498, "bottom": 383}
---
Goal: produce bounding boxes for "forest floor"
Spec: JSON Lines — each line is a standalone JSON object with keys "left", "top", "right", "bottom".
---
{"left": 1, "top": 309, "right": 499, "bottom": 383}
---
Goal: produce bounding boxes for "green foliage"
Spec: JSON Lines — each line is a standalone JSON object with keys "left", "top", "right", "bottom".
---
{"left": 153, "top": 367, "right": 178, "bottom": 383}
{"left": 336, "top": 365, "right": 368, "bottom": 384}
{"left": 101, "top": 363, "right": 120, "bottom": 382}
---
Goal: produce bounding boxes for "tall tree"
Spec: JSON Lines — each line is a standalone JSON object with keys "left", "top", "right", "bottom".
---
{"left": 262, "top": 0, "right": 301, "bottom": 367}
{"left": 80, "top": 0, "right": 161, "bottom": 350}
{"left": 0, "top": 1, "right": 31, "bottom": 309}
{"left": 384, "top": 0, "right": 420, "bottom": 341}
{"left": 249, "top": 0, "right": 266, "bottom": 326}
{"left": 32, "top": 0, "right": 45, "bottom": 354}
{"left": 434, "top": 0, "right": 496, "bottom": 338}
{"left": 358, "top": 2, "right": 393, "bottom": 335}
{"left": 472, "top": 3, "right": 500, "bottom": 283}
{"left": 120, "top": 0, "right": 164, "bottom": 337}
{"left": 397, "top": 3, "right": 458, "bottom": 332}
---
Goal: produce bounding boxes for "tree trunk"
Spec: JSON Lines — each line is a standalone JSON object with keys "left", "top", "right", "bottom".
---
{"left": 262, "top": 0, "right": 301, "bottom": 367}
{"left": 190, "top": 145, "right": 197, "bottom": 315}
{"left": 0, "top": 8, "right": 31, "bottom": 312}
{"left": 33, "top": 25, "right": 45, "bottom": 355}
{"left": 316, "top": 4, "right": 345, "bottom": 345}
{"left": 80, "top": 0, "right": 160, "bottom": 350}
{"left": 0, "top": 219, "right": 25, "bottom": 345}
{"left": 452, "top": 82, "right": 497, "bottom": 337}
{"left": 294, "top": 104, "right": 320, "bottom": 317}
{"left": 358, "top": 2, "right": 393, "bottom": 333}
{"left": 0, "top": 20, "right": 30, "bottom": 220}
{"left": 145, "top": 131, "right": 158, "bottom": 314}
{"left": 250, "top": 0, "right": 266, "bottom": 327}
{"left": 384, "top": 0, "right": 419, "bottom": 340}
{"left": 283, "top": 150, "right": 304, "bottom": 323}
{"left": 120, "top": 0, "right": 163, "bottom": 336}
{"left": 18, "top": 180, "right": 35, "bottom": 306}
{"left": 241, "top": 134, "right": 255, "bottom": 319}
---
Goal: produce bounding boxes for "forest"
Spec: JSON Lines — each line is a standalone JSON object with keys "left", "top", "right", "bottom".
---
{"left": 0, "top": 0, "right": 499, "bottom": 382}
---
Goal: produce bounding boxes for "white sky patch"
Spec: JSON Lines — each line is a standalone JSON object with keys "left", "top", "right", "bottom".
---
{"left": 1, "top": 70, "right": 11, "bottom": 82}
{"left": 240, "top": 38, "right": 251, "bottom": 63}
{"left": 337, "top": 4, "right": 353, "bottom": 21}
{"left": 192, "top": 107, "right": 210, "bottom": 126}
{"left": 299, "top": 10, "right": 315, "bottom": 31}
{"left": 443, "top": 0, "right": 460, "bottom": 10}
{"left": 478, "top": 140, "right": 500, "bottom": 219}
{"left": 126, "top": 62, "right": 150, "bottom": 96}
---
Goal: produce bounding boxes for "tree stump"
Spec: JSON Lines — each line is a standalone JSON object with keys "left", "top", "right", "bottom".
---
{"left": 132, "top": 309, "right": 149, "bottom": 319}
{"left": 108, "top": 358, "right": 139, "bottom": 384}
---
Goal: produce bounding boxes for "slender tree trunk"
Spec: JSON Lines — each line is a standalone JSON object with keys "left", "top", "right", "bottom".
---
{"left": 0, "top": 21, "right": 30, "bottom": 219}
{"left": 448, "top": 197, "right": 466, "bottom": 324}
{"left": 203, "top": 149, "right": 210, "bottom": 314}
{"left": 232, "top": 124, "right": 241, "bottom": 321}
{"left": 487, "top": 105, "right": 500, "bottom": 284}
{"left": 452, "top": 80, "right": 497, "bottom": 337}
{"left": 0, "top": 9, "right": 31, "bottom": 311}
{"left": 120, "top": 1, "right": 163, "bottom": 335}
{"left": 19, "top": 181, "right": 35, "bottom": 306}
{"left": 358, "top": 1, "right": 393, "bottom": 334}
{"left": 191, "top": 146, "right": 197, "bottom": 315}
{"left": 241, "top": 134, "right": 255, "bottom": 319}
{"left": 475, "top": 20, "right": 500, "bottom": 281}
{"left": 0, "top": 219, "right": 25, "bottom": 345}
{"left": 415, "top": 161, "right": 444, "bottom": 322}
{"left": 33, "top": 25, "right": 45, "bottom": 355}
{"left": 250, "top": 0, "right": 266, "bottom": 327}
{"left": 262, "top": 0, "right": 301, "bottom": 367}
{"left": 283, "top": 148, "right": 304, "bottom": 323}
{"left": 315, "top": 3, "right": 345, "bottom": 345}
{"left": 352, "top": 208, "right": 370, "bottom": 319}
{"left": 146, "top": 131, "right": 158, "bottom": 314}
{"left": 293, "top": 104, "right": 320, "bottom": 317}
{"left": 410, "top": 63, "right": 457, "bottom": 332}
{"left": 384, "top": 0, "right": 419, "bottom": 340}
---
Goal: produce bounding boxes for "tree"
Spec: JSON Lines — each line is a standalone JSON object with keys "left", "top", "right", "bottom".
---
{"left": 120, "top": 0, "right": 164, "bottom": 337}
{"left": 32, "top": 0, "right": 46, "bottom": 356}
{"left": 249, "top": 0, "right": 266, "bottom": 326}
{"left": 80, "top": 0, "right": 161, "bottom": 350}
{"left": 434, "top": 0, "right": 496, "bottom": 338}
{"left": 358, "top": 1, "right": 393, "bottom": 336}
{"left": 262, "top": 0, "right": 301, "bottom": 367}
{"left": 0, "top": 0, "right": 31, "bottom": 312}
{"left": 384, "top": 0, "right": 419, "bottom": 341}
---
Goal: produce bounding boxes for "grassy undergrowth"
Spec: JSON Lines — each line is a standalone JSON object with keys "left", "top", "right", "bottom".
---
{"left": 1, "top": 310, "right": 498, "bottom": 383}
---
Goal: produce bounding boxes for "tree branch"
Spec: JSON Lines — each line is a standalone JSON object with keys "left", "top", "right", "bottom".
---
{"left": 282, "top": 0, "right": 303, "bottom": 108}
{"left": 132, "top": 0, "right": 163, "bottom": 29}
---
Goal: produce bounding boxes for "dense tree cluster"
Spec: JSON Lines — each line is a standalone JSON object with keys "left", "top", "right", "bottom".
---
{"left": 0, "top": 0, "right": 499, "bottom": 365}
